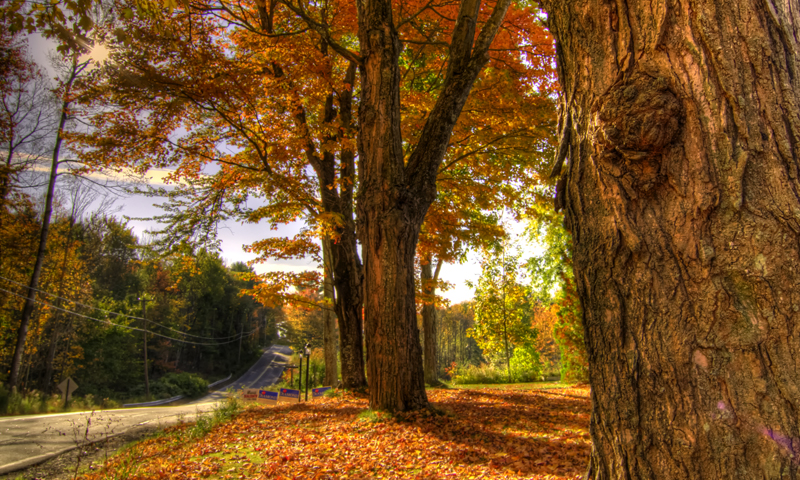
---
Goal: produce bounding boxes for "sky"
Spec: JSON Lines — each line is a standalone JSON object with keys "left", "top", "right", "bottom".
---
{"left": 21, "top": 32, "right": 544, "bottom": 306}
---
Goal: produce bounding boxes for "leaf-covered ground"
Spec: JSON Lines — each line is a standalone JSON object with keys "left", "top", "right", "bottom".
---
{"left": 82, "top": 386, "right": 591, "bottom": 479}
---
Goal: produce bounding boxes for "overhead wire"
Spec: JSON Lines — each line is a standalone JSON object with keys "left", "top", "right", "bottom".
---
{"left": 0, "top": 274, "right": 245, "bottom": 341}
{"left": 0, "top": 285, "right": 259, "bottom": 347}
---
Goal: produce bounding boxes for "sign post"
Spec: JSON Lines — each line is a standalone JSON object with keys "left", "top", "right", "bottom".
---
{"left": 278, "top": 388, "right": 301, "bottom": 403}
{"left": 57, "top": 377, "right": 78, "bottom": 408}
{"left": 311, "top": 387, "right": 331, "bottom": 400}
{"left": 298, "top": 354, "right": 303, "bottom": 390}
{"left": 258, "top": 390, "right": 278, "bottom": 405}
{"left": 284, "top": 365, "right": 298, "bottom": 385}
{"left": 242, "top": 389, "right": 259, "bottom": 401}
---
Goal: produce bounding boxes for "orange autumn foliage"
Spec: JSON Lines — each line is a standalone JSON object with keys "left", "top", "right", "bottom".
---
{"left": 80, "top": 386, "right": 591, "bottom": 479}
{"left": 72, "top": 0, "right": 556, "bottom": 306}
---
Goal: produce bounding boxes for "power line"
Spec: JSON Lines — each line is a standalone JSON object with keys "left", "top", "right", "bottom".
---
{"left": 0, "top": 286, "right": 258, "bottom": 347}
{"left": 0, "top": 274, "right": 243, "bottom": 341}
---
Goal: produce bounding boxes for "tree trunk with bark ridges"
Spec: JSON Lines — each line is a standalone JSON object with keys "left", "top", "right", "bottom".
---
{"left": 321, "top": 262, "right": 339, "bottom": 387}
{"left": 541, "top": 0, "right": 800, "bottom": 477}
{"left": 355, "top": 0, "right": 511, "bottom": 412}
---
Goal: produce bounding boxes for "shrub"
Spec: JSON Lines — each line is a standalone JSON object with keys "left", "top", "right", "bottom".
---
{"left": 0, "top": 384, "right": 117, "bottom": 416}
{"left": 187, "top": 395, "right": 242, "bottom": 438}
{"left": 155, "top": 372, "right": 208, "bottom": 398}
{"left": 510, "top": 344, "right": 542, "bottom": 383}
{"left": 130, "top": 372, "right": 209, "bottom": 400}
{"left": 450, "top": 363, "right": 508, "bottom": 385}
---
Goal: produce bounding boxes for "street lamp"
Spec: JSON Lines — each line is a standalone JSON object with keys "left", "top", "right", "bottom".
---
{"left": 304, "top": 342, "right": 311, "bottom": 401}
{"left": 298, "top": 351, "right": 304, "bottom": 390}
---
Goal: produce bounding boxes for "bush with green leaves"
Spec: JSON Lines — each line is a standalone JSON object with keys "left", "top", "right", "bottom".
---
{"left": 509, "top": 344, "right": 542, "bottom": 383}
{"left": 449, "top": 363, "right": 508, "bottom": 385}
{"left": 130, "top": 372, "right": 208, "bottom": 399}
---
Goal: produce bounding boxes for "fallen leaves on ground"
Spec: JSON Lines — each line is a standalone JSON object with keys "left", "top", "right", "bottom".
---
{"left": 82, "top": 386, "right": 591, "bottom": 479}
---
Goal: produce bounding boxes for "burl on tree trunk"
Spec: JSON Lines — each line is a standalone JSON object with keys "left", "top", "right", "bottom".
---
{"left": 542, "top": 0, "right": 800, "bottom": 477}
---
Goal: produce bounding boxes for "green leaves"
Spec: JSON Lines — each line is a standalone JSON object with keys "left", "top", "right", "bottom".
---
{"left": 469, "top": 238, "right": 540, "bottom": 381}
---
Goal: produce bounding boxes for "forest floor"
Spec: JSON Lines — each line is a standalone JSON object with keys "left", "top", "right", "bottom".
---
{"left": 67, "top": 384, "right": 592, "bottom": 479}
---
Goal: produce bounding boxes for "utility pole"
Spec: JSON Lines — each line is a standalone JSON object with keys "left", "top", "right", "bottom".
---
{"left": 140, "top": 296, "right": 151, "bottom": 399}
{"left": 237, "top": 313, "right": 245, "bottom": 365}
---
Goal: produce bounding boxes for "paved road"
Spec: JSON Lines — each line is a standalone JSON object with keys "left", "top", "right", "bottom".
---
{"left": 0, "top": 345, "right": 292, "bottom": 475}
{"left": 194, "top": 344, "right": 292, "bottom": 403}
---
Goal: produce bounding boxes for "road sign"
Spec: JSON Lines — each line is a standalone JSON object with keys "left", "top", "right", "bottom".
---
{"left": 258, "top": 390, "right": 278, "bottom": 405}
{"left": 278, "top": 388, "right": 301, "bottom": 403}
{"left": 242, "top": 389, "right": 259, "bottom": 401}
{"left": 311, "top": 387, "right": 331, "bottom": 399}
{"left": 57, "top": 377, "right": 78, "bottom": 403}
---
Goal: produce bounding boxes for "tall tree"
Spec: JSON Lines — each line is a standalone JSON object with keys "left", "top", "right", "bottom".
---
{"left": 7, "top": 55, "right": 90, "bottom": 390}
{"left": 542, "top": 0, "right": 800, "bottom": 477}
{"left": 74, "top": 0, "right": 555, "bottom": 408}
{"left": 468, "top": 240, "right": 536, "bottom": 381}
{"left": 353, "top": 0, "right": 517, "bottom": 412}
{"left": 419, "top": 254, "right": 443, "bottom": 386}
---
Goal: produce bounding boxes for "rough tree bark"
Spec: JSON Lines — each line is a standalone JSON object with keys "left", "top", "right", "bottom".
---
{"left": 321, "top": 247, "right": 340, "bottom": 387}
{"left": 355, "top": 0, "right": 511, "bottom": 411}
{"left": 421, "top": 256, "right": 443, "bottom": 385}
{"left": 541, "top": 0, "right": 800, "bottom": 477}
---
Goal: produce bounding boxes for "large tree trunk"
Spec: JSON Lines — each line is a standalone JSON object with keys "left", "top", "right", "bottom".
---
{"left": 355, "top": 0, "right": 428, "bottom": 412}
{"left": 355, "top": 0, "right": 511, "bottom": 412}
{"left": 541, "top": 0, "right": 800, "bottom": 477}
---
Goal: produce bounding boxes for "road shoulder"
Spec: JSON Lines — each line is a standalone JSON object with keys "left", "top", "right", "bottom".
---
{"left": 0, "top": 423, "right": 164, "bottom": 480}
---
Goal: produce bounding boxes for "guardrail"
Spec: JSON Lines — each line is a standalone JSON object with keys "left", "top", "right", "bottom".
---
{"left": 123, "top": 394, "right": 185, "bottom": 408}
{"left": 123, "top": 373, "right": 234, "bottom": 407}
{"left": 208, "top": 373, "right": 232, "bottom": 390}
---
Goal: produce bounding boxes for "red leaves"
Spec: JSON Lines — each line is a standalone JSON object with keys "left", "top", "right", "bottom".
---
{"left": 83, "top": 387, "right": 591, "bottom": 479}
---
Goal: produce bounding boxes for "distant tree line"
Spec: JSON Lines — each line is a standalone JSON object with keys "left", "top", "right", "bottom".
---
{"left": 0, "top": 204, "right": 277, "bottom": 399}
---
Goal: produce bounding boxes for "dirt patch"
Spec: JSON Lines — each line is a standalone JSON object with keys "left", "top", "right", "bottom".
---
{"left": 0, "top": 424, "right": 163, "bottom": 480}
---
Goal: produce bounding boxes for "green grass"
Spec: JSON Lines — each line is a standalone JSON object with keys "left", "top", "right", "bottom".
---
{"left": 187, "top": 395, "right": 243, "bottom": 438}
{"left": 0, "top": 384, "right": 121, "bottom": 416}
{"left": 356, "top": 409, "right": 393, "bottom": 423}
{"left": 437, "top": 380, "right": 573, "bottom": 390}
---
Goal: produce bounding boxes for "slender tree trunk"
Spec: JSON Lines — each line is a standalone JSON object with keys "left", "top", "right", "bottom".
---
{"left": 322, "top": 260, "right": 339, "bottom": 387}
{"left": 256, "top": 2, "right": 368, "bottom": 391}
{"left": 42, "top": 323, "right": 60, "bottom": 392}
{"left": 541, "top": 0, "right": 800, "bottom": 477}
{"left": 6, "top": 57, "right": 83, "bottom": 390}
{"left": 501, "top": 249, "right": 511, "bottom": 382}
{"left": 42, "top": 217, "right": 79, "bottom": 391}
{"left": 141, "top": 297, "right": 150, "bottom": 399}
{"left": 421, "top": 256, "right": 443, "bottom": 385}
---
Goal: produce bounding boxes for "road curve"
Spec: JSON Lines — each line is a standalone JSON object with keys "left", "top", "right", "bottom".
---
{"left": 0, "top": 344, "right": 293, "bottom": 475}
{"left": 193, "top": 344, "right": 292, "bottom": 404}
